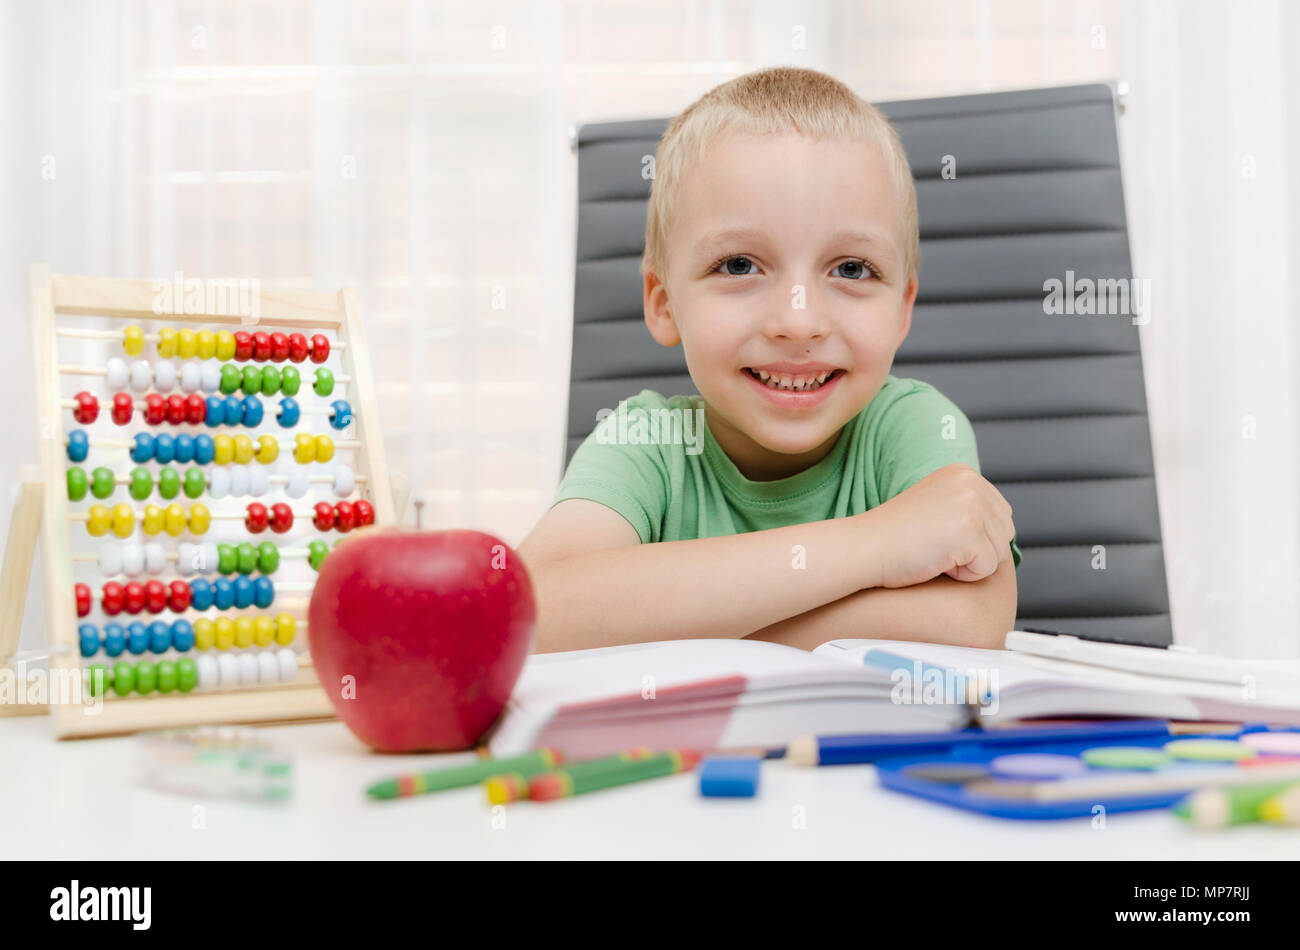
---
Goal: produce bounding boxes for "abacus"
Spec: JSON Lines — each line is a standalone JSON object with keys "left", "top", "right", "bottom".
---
{"left": 4, "top": 266, "right": 395, "bottom": 738}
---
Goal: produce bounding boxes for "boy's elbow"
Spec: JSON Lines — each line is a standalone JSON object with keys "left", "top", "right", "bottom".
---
{"left": 968, "top": 559, "right": 1018, "bottom": 650}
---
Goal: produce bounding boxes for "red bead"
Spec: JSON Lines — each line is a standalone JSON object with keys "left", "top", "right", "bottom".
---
{"left": 270, "top": 503, "right": 294, "bottom": 534}
{"left": 234, "top": 331, "right": 254, "bottom": 361}
{"left": 287, "top": 333, "right": 309, "bottom": 362}
{"left": 75, "top": 583, "right": 92, "bottom": 618}
{"left": 101, "top": 582, "right": 125, "bottom": 616}
{"left": 144, "top": 580, "right": 167, "bottom": 614}
{"left": 185, "top": 393, "right": 206, "bottom": 425}
{"left": 123, "top": 581, "right": 146, "bottom": 615}
{"left": 252, "top": 332, "right": 272, "bottom": 361}
{"left": 168, "top": 580, "right": 191, "bottom": 613}
{"left": 334, "top": 501, "right": 356, "bottom": 533}
{"left": 269, "top": 332, "right": 290, "bottom": 362}
{"left": 73, "top": 391, "right": 99, "bottom": 425}
{"left": 310, "top": 334, "right": 330, "bottom": 363}
{"left": 165, "top": 394, "right": 186, "bottom": 425}
{"left": 313, "top": 501, "right": 336, "bottom": 531}
{"left": 354, "top": 499, "right": 375, "bottom": 527}
{"left": 111, "top": 392, "right": 134, "bottom": 426}
{"left": 244, "top": 502, "right": 269, "bottom": 533}
{"left": 145, "top": 393, "right": 166, "bottom": 426}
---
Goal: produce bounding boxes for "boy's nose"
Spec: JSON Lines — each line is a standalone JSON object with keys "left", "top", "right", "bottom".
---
{"left": 761, "top": 285, "right": 831, "bottom": 342}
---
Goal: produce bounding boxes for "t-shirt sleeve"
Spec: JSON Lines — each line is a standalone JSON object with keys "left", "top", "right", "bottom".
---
{"left": 872, "top": 380, "right": 1023, "bottom": 569}
{"left": 550, "top": 392, "right": 672, "bottom": 544}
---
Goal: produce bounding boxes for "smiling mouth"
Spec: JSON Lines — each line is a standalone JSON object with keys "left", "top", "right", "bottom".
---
{"left": 743, "top": 367, "right": 845, "bottom": 392}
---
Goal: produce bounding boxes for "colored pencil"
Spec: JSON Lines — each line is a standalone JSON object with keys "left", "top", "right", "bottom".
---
{"left": 484, "top": 748, "right": 653, "bottom": 805}
{"left": 1258, "top": 783, "right": 1300, "bottom": 825}
{"left": 1173, "top": 780, "right": 1300, "bottom": 828}
{"left": 528, "top": 749, "right": 701, "bottom": 801}
{"left": 366, "top": 747, "right": 563, "bottom": 800}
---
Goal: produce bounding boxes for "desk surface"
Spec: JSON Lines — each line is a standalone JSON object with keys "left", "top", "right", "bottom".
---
{"left": 3, "top": 716, "right": 1296, "bottom": 859}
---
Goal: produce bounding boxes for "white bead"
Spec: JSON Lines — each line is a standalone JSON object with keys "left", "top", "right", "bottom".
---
{"left": 105, "top": 357, "right": 128, "bottom": 390}
{"left": 248, "top": 468, "right": 269, "bottom": 497}
{"left": 196, "top": 654, "right": 220, "bottom": 690}
{"left": 285, "top": 467, "right": 309, "bottom": 499}
{"left": 199, "top": 362, "right": 221, "bottom": 393}
{"left": 120, "top": 544, "right": 145, "bottom": 577}
{"left": 179, "top": 361, "right": 201, "bottom": 393}
{"left": 333, "top": 465, "right": 355, "bottom": 497}
{"left": 143, "top": 542, "right": 166, "bottom": 574}
{"left": 200, "top": 542, "right": 220, "bottom": 575}
{"left": 229, "top": 466, "right": 249, "bottom": 498}
{"left": 257, "top": 651, "right": 278, "bottom": 683}
{"left": 236, "top": 653, "right": 259, "bottom": 685}
{"left": 208, "top": 468, "right": 230, "bottom": 499}
{"left": 217, "top": 654, "right": 239, "bottom": 689}
{"left": 99, "top": 544, "right": 123, "bottom": 576}
{"left": 130, "top": 360, "right": 153, "bottom": 393}
{"left": 276, "top": 648, "right": 298, "bottom": 682}
{"left": 153, "top": 361, "right": 177, "bottom": 392}
{"left": 176, "top": 542, "right": 197, "bottom": 576}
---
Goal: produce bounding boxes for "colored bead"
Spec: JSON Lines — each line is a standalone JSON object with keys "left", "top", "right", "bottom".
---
{"left": 142, "top": 504, "right": 164, "bottom": 536}
{"left": 156, "top": 327, "right": 177, "bottom": 358}
{"left": 103, "top": 623, "right": 125, "bottom": 657}
{"left": 144, "top": 580, "right": 168, "bottom": 614}
{"left": 215, "top": 543, "right": 235, "bottom": 574}
{"left": 179, "top": 360, "right": 201, "bottom": 392}
{"left": 190, "top": 578, "right": 213, "bottom": 611}
{"left": 106, "top": 357, "right": 128, "bottom": 389}
{"left": 285, "top": 467, "right": 309, "bottom": 498}
{"left": 232, "top": 434, "right": 254, "bottom": 464}
{"left": 253, "top": 332, "right": 272, "bottom": 361}
{"left": 193, "top": 618, "right": 214, "bottom": 650}
{"left": 111, "top": 503, "right": 135, "bottom": 538}
{"left": 177, "top": 657, "right": 198, "bottom": 692}
{"left": 149, "top": 620, "right": 171, "bottom": 653}
{"left": 277, "top": 397, "right": 300, "bottom": 427}
{"left": 158, "top": 467, "right": 181, "bottom": 499}
{"left": 144, "top": 393, "right": 166, "bottom": 426}
{"left": 219, "top": 394, "right": 241, "bottom": 425}
{"left": 76, "top": 582, "right": 93, "bottom": 617}
{"left": 214, "top": 617, "right": 235, "bottom": 650}
{"left": 134, "top": 660, "right": 156, "bottom": 695}
{"left": 89, "top": 467, "right": 114, "bottom": 500}
{"left": 288, "top": 333, "right": 309, "bottom": 362}
{"left": 270, "top": 503, "right": 293, "bottom": 534}
{"left": 335, "top": 501, "right": 357, "bottom": 533}
{"left": 235, "top": 542, "right": 258, "bottom": 575}
{"left": 156, "top": 660, "right": 178, "bottom": 694}
{"left": 123, "top": 581, "right": 145, "bottom": 614}
{"left": 308, "top": 540, "right": 329, "bottom": 571}
{"left": 241, "top": 396, "right": 264, "bottom": 427}
{"left": 275, "top": 613, "right": 295, "bottom": 645}
{"left": 293, "top": 433, "right": 315, "bottom": 464}
{"left": 208, "top": 467, "right": 230, "bottom": 500}
{"left": 312, "top": 501, "right": 335, "bottom": 531}
{"left": 219, "top": 364, "right": 241, "bottom": 395}
{"left": 126, "top": 621, "right": 148, "bottom": 653}
{"left": 197, "top": 654, "right": 219, "bottom": 688}
{"left": 234, "top": 617, "right": 254, "bottom": 648}
{"left": 68, "top": 429, "right": 89, "bottom": 463}
{"left": 315, "top": 435, "right": 334, "bottom": 462}
{"left": 253, "top": 576, "right": 274, "bottom": 609}
{"left": 255, "top": 434, "right": 279, "bottom": 464}
{"left": 174, "top": 433, "right": 195, "bottom": 463}
{"left": 313, "top": 367, "right": 334, "bottom": 396}
{"left": 185, "top": 393, "right": 206, "bottom": 425}
{"left": 253, "top": 616, "right": 275, "bottom": 647}
{"left": 160, "top": 503, "right": 183, "bottom": 537}
{"left": 194, "top": 434, "right": 215, "bottom": 465}
{"left": 198, "top": 362, "right": 219, "bottom": 392}
{"left": 333, "top": 465, "right": 355, "bottom": 496}
{"left": 215, "top": 330, "right": 237, "bottom": 361}
{"left": 183, "top": 467, "right": 205, "bottom": 499}
{"left": 165, "top": 394, "right": 185, "bottom": 425}
{"left": 257, "top": 541, "right": 279, "bottom": 574}
{"left": 189, "top": 502, "right": 211, "bottom": 535}
{"left": 213, "top": 435, "right": 233, "bottom": 465}
{"left": 280, "top": 365, "right": 301, "bottom": 395}
{"left": 121, "top": 544, "right": 144, "bottom": 576}
{"left": 245, "top": 503, "right": 269, "bottom": 533}
{"left": 231, "top": 576, "right": 254, "bottom": 609}
{"left": 155, "top": 361, "right": 178, "bottom": 391}
{"left": 195, "top": 329, "right": 216, "bottom": 360}
{"left": 233, "top": 331, "right": 254, "bottom": 361}
{"left": 86, "top": 505, "right": 111, "bottom": 537}
{"left": 169, "top": 580, "right": 191, "bottom": 613}
{"left": 329, "top": 400, "right": 353, "bottom": 430}
{"left": 123, "top": 325, "right": 145, "bottom": 356}
{"left": 145, "top": 542, "right": 166, "bottom": 574}
{"left": 213, "top": 578, "right": 235, "bottom": 611}
{"left": 154, "top": 433, "right": 175, "bottom": 464}
{"left": 111, "top": 661, "right": 135, "bottom": 697}
{"left": 241, "top": 365, "right": 261, "bottom": 396}
{"left": 249, "top": 468, "right": 269, "bottom": 496}
{"left": 176, "top": 328, "right": 197, "bottom": 359}
{"left": 73, "top": 391, "right": 99, "bottom": 425}
{"left": 268, "top": 332, "right": 289, "bottom": 362}
{"left": 111, "top": 392, "right": 134, "bottom": 426}
{"left": 79, "top": 624, "right": 99, "bottom": 657}
{"left": 261, "top": 366, "right": 281, "bottom": 395}
{"left": 310, "top": 334, "right": 330, "bottom": 363}
{"left": 128, "top": 466, "right": 152, "bottom": 501}
{"left": 171, "top": 619, "right": 194, "bottom": 652}
{"left": 67, "top": 467, "right": 87, "bottom": 501}
{"left": 130, "top": 432, "right": 153, "bottom": 463}
{"left": 129, "top": 360, "right": 152, "bottom": 393}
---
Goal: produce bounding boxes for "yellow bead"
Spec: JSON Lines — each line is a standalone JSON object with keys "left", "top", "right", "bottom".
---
{"left": 294, "top": 433, "right": 316, "bottom": 464}
{"left": 176, "top": 329, "right": 196, "bottom": 359}
{"left": 215, "top": 330, "right": 236, "bottom": 361}
{"left": 188, "top": 502, "right": 211, "bottom": 535}
{"left": 213, "top": 435, "right": 233, "bottom": 465}
{"left": 214, "top": 617, "right": 235, "bottom": 651}
{"left": 275, "top": 613, "right": 296, "bottom": 646}
{"left": 232, "top": 434, "right": 254, "bottom": 465}
{"left": 142, "top": 504, "right": 164, "bottom": 536}
{"left": 87, "top": 505, "right": 111, "bottom": 537}
{"left": 156, "top": 327, "right": 177, "bottom": 358}
{"left": 234, "top": 617, "right": 254, "bottom": 649}
{"left": 111, "top": 503, "right": 135, "bottom": 538}
{"left": 255, "top": 435, "right": 279, "bottom": 464}
{"left": 195, "top": 329, "right": 216, "bottom": 360}
{"left": 314, "top": 435, "right": 335, "bottom": 463}
{"left": 193, "top": 618, "right": 214, "bottom": 651}
{"left": 164, "top": 503, "right": 187, "bottom": 537}
{"left": 253, "top": 616, "right": 275, "bottom": 647}
{"left": 123, "top": 325, "right": 145, "bottom": 356}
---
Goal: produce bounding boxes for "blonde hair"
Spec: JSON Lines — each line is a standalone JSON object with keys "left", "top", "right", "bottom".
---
{"left": 641, "top": 66, "right": 919, "bottom": 284}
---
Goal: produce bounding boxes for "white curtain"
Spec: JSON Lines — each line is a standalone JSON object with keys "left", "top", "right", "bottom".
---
{"left": 2, "top": 0, "right": 1297, "bottom": 657}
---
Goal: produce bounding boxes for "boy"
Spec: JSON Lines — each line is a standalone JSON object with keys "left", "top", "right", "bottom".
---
{"left": 521, "top": 67, "right": 1021, "bottom": 654}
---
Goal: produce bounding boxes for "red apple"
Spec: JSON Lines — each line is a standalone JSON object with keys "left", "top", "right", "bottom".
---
{"left": 308, "top": 528, "right": 535, "bottom": 752}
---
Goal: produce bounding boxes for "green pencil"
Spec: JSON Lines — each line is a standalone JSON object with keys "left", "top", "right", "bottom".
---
{"left": 366, "top": 747, "right": 563, "bottom": 800}
{"left": 485, "top": 748, "right": 654, "bottom": 805}
{"left": 1173, "top": 780, "right": 1300, "bottom": 828}
{"left": 528, "top": 749, "right": 701, "bottom": 801}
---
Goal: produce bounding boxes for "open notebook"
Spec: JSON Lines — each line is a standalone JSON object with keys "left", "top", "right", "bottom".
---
{"left": 485, "top": 636, "right": 1300, "bottom": 759}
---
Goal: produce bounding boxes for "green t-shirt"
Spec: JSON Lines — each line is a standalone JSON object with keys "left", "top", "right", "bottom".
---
{"left": 554, "top": 374, "right": 1022, "bottom": 569}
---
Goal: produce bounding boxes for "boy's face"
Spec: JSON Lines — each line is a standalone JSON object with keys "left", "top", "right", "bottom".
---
{"left": 644, "top": 130, "right": 918, "bottom": 480}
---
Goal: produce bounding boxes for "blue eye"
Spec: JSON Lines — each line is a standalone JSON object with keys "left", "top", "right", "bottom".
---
{"left": 713, "top": 256, "right": 758, "bottom": 276}
{"left": 835, "top": 260, "right": 874, "bottom": 280}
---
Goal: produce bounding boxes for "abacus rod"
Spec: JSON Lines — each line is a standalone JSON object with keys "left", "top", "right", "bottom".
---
{"left": 63, "top": 437, "right": 363, "bottom": 450}
{"left": 74, "top": 474, "right": 368, "bottom": 486}
{"left": 68, "top": 510, "right": 367, "bottom": 521}
{"left": 55, "top": 327, "right": 349, "bottom": 350}
{"left": 60, "top": 398, "right": 343, "bottom": 415}
{"left": 71, "top": 549, "right": 319, "bottom": 562}
{"left": 57, "top": 363, "right": 353, "bottom": 383}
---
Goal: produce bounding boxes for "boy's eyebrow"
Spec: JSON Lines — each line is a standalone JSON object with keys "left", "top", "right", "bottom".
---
{"left": 692, "top": 226, "right": 899, "bottom": 263}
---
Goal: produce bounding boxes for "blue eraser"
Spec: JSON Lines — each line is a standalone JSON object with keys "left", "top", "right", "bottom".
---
{"left": 699, "top": 756, "right": 761, "bottom": 798}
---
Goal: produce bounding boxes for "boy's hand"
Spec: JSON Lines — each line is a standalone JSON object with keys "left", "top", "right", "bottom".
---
{"left": 860, "top": 462, "right": 1015, "bottom": 588}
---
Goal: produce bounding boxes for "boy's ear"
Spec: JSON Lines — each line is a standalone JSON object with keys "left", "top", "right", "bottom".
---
{"left": 643, "top": 270, "right": 681, "bottom": 347}
{"left": 895, "top": 272, "right": 919, "bottom": 348}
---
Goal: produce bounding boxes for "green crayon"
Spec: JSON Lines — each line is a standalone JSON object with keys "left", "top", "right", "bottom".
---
{"left": 485, "top": 748, "right": 655, "bottom": 805}
{"left": 1173, "top": 780, "right": 1300, "bottom": 828}
{"left": 366, "top": 747, "right": 563, "bottom": 800}
{"left": 528, "top": 749, "right": 701, "bottom": 801}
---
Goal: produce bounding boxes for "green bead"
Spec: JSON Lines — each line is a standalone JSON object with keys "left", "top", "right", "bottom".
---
{"left": 217, "top": 543, "right": 237, "bottom": 575}
{"left": 280, "top": 366, "right": 301, "bottom": 396}
{"left": 236, "top": 542, "right": 258, "bottom": 575}
{"left": 86, "top": 664, "right": 109, "bottom": 697}
{"left": 220, "top": 364, "right": 242, "bottom": 394}
{"left": 156, "top": 660, "right": 177, "bottom": 694}
{"left": 134, "top": 660, "right": 156, "bottom": 695}
{"left": 67, "top": 467, "right": 88, "bottom": 501}
{"left": 90, "top": 467, "right": 115, "bottom": 500}
{"left": 111, "top": 661, "right": 135, "bottom": 697}
{"left": 313, "top": 368, "right": 335, "bottom": 397}
{"left": 183, "top": 467, "right": 206, "bottom": 499}
{"left": 241, "top": 366, "right": 262, "bottom": 395}
{"left": 261, "top": 366, "right": 281, "bottom": 395}
{"left": 257, "top": 541, "right": 280, "bottom": 574}
{"left": 128, "top": 466, "right": 152, "bottom": 501}
{"left": 308, "top": 540, "right": 329, "bottom": 571}
{"left": 176, "top": 657, "right": 197, "bottom": 693}
{"left": 157, "top": 466, "right": 181, "bottom": 500}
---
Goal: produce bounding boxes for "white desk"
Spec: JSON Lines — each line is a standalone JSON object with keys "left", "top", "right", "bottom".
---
{"left": 2, "top": 715, "right": 1295, "bottom": 859}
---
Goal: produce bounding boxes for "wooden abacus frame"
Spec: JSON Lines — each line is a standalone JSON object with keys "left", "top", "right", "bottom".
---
{"left": 3, "top": 264, "right": 395, "bottom": 738}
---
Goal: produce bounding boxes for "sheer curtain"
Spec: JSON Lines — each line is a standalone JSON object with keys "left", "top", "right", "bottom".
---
{"left": 2, "top": 0, "right": 1298, "bottom": 656}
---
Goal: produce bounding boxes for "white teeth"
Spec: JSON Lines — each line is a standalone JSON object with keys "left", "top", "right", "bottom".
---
{"left": 750, "top": 369, "right": 837, "bottom": 391}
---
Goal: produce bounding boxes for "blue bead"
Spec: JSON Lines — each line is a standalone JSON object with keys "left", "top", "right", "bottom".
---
{"left": 67, "top": 429, "right": 90, "bottom": 463}
{"left": 174, "top": 433, "right": 195, "bottom": 463}
{"left": 189, "top": 578, "right": 214, "bottom": 611}
{"left": 148, "top": 621, "right": 171, "bottom": 654}
{"left": 79, "top": 624, "right": 100, "bottom": 658}
{"left": 127, "top": 622, "right": 149, "bottom": 655}
{"left": 194, "top": 435, "right": 215, "bottom": 465}
{"left": 222, "top": 395, "right": 243, "bottom": 425}
{"left": 253, "top": 576, "right": 274, "bottom": 609}
{"left": 171, "top": 619, "right": 194, "bottom": 652}
{"left": 213, "top": 577, "right": 235, "bottom": 610}
{"left": 277, "top": 397, "right": 300, "bottom": 428}
{"left": 102, "top": 623, "right": 126, "bottom": 657}
{"left": 241, "top": 395, "right": 264, "bottom": 427}
{"left": 130, "top": 432, "right": 154, "bottom": 464}
{"left": 205, "top": 395, "right": 225, "bottom": 428}
{"left": 329, "top": 400, "right": 352, "bottom": 430}
{"left": 233, "top": 575, "right": 255, "bottom": 609}
{"left": 154, "top": 433, "right": 175, "bottom": 464}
